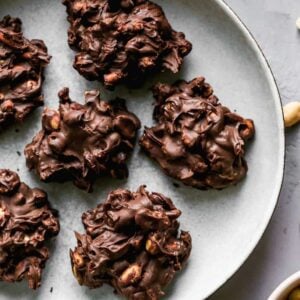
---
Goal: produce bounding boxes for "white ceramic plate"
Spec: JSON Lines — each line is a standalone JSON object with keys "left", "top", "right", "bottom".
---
{"left": 0, "top": 0, "right": 284, "bottom": 299}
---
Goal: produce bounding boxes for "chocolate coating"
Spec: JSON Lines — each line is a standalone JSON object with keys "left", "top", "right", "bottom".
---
{"left": 70, "top": 186, "right": 191, "bottom": 299}
{"left": 140, "top": 77, "right": 255, "bottom": 189}
{"left": 24, "top": 88, "right": 141, "bottom": 191}
{"left": 0, "top": 16, "right": 50, "bottom": 130}
{"left": 0, "top": 169, "right": 59, "bottom": 289}
{"left": 62, "top": 0, "right": 192, "bottom": 89}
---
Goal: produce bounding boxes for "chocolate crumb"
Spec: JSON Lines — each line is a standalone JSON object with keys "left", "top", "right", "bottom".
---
{"left": 62, "top": 0, "right": 192, "bottom": 89}
{"left": 0, "top": 169, "right": 59, "bottom": 289}
{"left": 0, "top": 16, "right": 50, "bottom": 131}
{"left": 70, "top": 186, "right": 191, "bottom": 299}
{"left": 140, "top": 77, "right": 255, "bottom": 189}
{"left": 25, "top": 88, "right": 141, "bottom": 192}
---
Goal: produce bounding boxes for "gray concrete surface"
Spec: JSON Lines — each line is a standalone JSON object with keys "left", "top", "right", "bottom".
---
{"left": 210, "top": 1, "right": 300, "bottom": 299}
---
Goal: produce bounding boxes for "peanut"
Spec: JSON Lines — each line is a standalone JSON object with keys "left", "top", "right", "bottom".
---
{"left": 296, "top": 18, "right": 300, "bottom": 30}
{"left": 104, "top": 72, "right": 122, "bottom": 85}
{"left": 73, "top": 252, "right": 84, "bottom": 267}
{"left": 283, "top": 101, "right": 300, "bottom": 127}
{"left": 119, "top": 264, "right": 142, "bottom": 286}
{"left": 289, "top": 287, "right": 300, "bottom": 300}
{"left": 1, "top": 100, "right": 14, "bottom": 111}
{"left": 145, "top": 238, "right": 158, "bottom": 255}
{"left": 73, "top": 2, "right": 85, "bottom": 12}
{"left": 26, "top": 80, "right": 36, "bottom": 89}
{"left": 240, "top": 119, "right": 255, "bottom": 140}
{"left": 165, "top": 240, "right": 182, "bottom": 254}
{"left": 0, "top": 207, "right": 5, "bottom": 219}
{"left": 72, "top": 265, "right": 83, "bottom": 285}
{"left": 139, "top": 57, "right": 155, "bottom": 68}
{"left": 50, "top": 115, "right": 60, "bottom": 130}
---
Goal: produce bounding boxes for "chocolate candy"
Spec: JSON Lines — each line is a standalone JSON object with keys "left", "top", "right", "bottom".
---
{"left": 70, "top": 186, "right": 191, "bottom": 299}
{"left": 24, "top": 88, "right": 141, "bottom": 191}
{"left": 140, "top": 77, "right": 255, "bottom": 189}
{"left": 62, "top": 0, "right": 192, "bottom": 89}
{"left": 0, "top": 16, "right": 50, "bottom": 130}
{"left": 0, "top": 169, "right": 59, "bottom": 289}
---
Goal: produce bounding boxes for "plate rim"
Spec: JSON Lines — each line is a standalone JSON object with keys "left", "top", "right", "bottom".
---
{"left": 208, "top": 0, "right": 285, "bottom": 298}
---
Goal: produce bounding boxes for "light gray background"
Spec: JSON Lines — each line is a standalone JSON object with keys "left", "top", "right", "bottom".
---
{"left": 211, "top": 0, "right": 300, "bottom": 299}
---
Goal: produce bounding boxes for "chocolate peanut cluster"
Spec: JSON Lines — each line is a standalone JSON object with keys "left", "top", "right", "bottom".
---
{"left": 0, "top": 169, "right": 59, "bottom": 289}
{"left": 25, "top": 88, "right": 141, "bottom": 191}
{"left": 0, "top": 16, "right": 50, "bottom": 130}
{"left": 140, "top": 77, "right": 255, "bottom": 189}
{"left": 63, "top": 0, "right": 192, "bottom": 88}
{"left": 70, "top": 186, "right": 191, "bottom": 299}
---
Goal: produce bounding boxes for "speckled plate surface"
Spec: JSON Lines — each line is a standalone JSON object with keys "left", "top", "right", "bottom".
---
{"left": 0, "top": 0, "right": 284, "bottom": 299}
